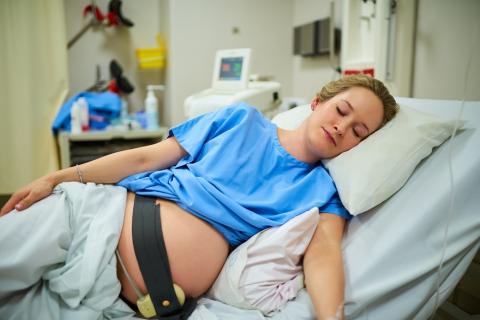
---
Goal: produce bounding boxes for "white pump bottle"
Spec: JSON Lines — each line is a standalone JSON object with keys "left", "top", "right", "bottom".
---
{"left": 145, "top": 85, "right": 165, "bottom": 130}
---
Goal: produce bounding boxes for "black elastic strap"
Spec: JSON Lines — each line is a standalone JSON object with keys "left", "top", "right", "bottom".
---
{"left": 132, "top": 196, "right": 196, "bottom": 319}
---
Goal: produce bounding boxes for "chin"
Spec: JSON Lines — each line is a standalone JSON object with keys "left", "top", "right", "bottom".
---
{"left": 322, "top": 145, "right": 348, "bottom": 159}
{"left": 321, "top": 152, "right": 340, "bottom": 160}
{"left": 313, "top": 144, "right": 337, "bottom": 160}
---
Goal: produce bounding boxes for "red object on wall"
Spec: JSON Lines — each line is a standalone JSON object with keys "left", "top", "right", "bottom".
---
{"left": 344, "top": 69, "right": 361, "bottom": 75}
{"left": 343, "top": 68, "right": 375, "bottom": 77}
{"left": 362, "top": 68, "right": 374, "bottom": 77}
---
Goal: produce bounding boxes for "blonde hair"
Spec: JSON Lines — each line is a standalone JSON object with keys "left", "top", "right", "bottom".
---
{"left": 316, "top": 74, "right": 399, "bottom": 127}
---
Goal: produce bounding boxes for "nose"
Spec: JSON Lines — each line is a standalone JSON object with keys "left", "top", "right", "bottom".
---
{"left": 333, "top": 123, "right": 346, "bottom": 136}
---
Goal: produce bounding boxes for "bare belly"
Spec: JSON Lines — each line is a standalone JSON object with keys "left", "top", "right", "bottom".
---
{"left": 117, "top": 192, "right": 229, "bottom": 304}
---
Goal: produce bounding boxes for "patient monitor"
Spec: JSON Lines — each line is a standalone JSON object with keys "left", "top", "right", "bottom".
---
{"left": 184, "top": 48, "right": 281, "bottom": 119}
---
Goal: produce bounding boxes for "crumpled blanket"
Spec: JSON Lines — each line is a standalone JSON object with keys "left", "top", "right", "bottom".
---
{"left": 0, "top": 182, "right": 135, "bottom": 320}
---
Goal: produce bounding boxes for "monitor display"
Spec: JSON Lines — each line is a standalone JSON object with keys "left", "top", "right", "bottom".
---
{"left": 219, "top": 57, "right": 244, "bottom": 81}
{"left": 212, "top": 48, "right": 251, "bottom": 91}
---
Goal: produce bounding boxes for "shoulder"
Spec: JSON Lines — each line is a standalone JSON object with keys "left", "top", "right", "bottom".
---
{"left": 222, "top": 102, "right": 261, "bottom": 118}
{"left": 217, "top": 103, "right": 265, "bottom": 126}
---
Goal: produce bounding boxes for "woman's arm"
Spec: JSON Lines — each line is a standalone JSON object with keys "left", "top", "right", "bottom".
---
{"left": 0, "top": 136, "right": 187, "bottom": 216}
{"left": 303, "top": 213, "right": 346, "bottom": 320}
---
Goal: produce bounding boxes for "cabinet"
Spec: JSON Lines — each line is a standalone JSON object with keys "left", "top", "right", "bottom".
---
{"left": 58, "top": 128, "right": 168, "bottom": 169}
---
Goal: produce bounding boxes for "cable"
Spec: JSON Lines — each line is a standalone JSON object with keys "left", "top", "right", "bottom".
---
{"left": 429, "top": 18, "right": 480, "bottom": 319}
{"left": 116, "top": 250, "right": 144, "bottom": 299}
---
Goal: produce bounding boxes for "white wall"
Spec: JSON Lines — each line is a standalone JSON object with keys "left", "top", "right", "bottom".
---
{"left": 164, "top": 0, "right": 293, "bottom": 125}
{"left": 413, "top": 0, "right": 480, "bottom": 100}
{"left": 64, "top": 0, "right": 164, "bottom": 112}
{"left": 291, "top": 0, "right": 339, "bottom": 102}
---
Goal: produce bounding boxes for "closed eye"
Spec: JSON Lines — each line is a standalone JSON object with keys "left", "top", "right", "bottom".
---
{"left": 353, "top": 128, "right": 361, "bottom": 138}
{"left": 353, "top": 125, "right": 368, "bottom": 139}
{"left": 336, "top": 106, "right": 346, "bottom": 116}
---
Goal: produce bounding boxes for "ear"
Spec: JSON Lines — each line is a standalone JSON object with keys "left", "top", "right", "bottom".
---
{"left": 311, "top": 98, "right": 320, "bottom": 111}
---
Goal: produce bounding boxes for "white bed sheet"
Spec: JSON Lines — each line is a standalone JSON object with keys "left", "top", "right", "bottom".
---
{"left": 183, "top": 97, "right": 480, "bottom": 320}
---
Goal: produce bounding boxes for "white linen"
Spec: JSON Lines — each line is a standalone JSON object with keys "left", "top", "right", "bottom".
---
{"left": 207, "top": 208, "right": 319, "bottom": 315}
{"left": 270, "top": 103, "right": 311, "bottom": 130}
{"left": 186, "top": 98, "right": 480, "bottom": 320}
{"left": 0, "top": 182, "right": 134, "bottom": 320}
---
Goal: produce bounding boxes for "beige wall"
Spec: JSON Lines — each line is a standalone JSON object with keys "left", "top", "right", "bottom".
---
{"left": 413, "top": 0, "right": 480, "bottom": 100}
{"left": 0, "top": 0, "right": 69, "bottom": 194}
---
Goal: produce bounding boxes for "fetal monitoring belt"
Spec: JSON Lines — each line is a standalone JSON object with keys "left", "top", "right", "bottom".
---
{"left": 117, "top": 195, "right": 197, "bottom": 319}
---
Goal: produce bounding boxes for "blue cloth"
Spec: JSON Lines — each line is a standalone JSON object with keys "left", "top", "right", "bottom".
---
{"left": 52, "top": 92, "right": 122, "bottom": 133}
{"left": 117, "top": 103, "right": 351, "bottom": 246}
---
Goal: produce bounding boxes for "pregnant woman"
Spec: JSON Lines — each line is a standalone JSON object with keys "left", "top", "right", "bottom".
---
{"left": 0, "top": 75, "right": 397, "bottom": 320}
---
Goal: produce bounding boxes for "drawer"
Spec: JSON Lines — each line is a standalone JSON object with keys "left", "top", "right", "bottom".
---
{"left": 58, "top": 129, "right": 168, "bottom": 168}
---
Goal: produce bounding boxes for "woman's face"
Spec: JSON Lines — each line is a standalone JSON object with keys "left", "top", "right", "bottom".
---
{"left": 306, "top": 86, "right": 384, "bottom": 159}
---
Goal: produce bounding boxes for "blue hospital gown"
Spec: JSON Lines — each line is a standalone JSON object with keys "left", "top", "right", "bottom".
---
{"left": 117, "top": 103, "right": 351, "bottom": 246}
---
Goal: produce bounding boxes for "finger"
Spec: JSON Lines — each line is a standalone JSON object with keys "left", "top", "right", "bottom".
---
{"left": 15, "top": 193, "right": 39, "bottom": 212}
{"left": 0, "top": 190, "right": 28, "bottom": 216}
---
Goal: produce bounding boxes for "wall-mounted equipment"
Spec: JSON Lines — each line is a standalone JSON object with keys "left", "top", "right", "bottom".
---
{"left": 68, "top": 0, "right": 134, "bottom": 49}
{"left": 293, "top": 18, "right": 340, "bottom": 57}
{"left": 341, "top": 0, "right": 398, "bottom": 81}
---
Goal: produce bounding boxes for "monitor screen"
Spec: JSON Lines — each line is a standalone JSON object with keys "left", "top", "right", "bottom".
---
{"left": 294, "top": 22, "right": 315, "bottom": 56}
{"left": 293, "top": 18, "right": 338, "bottom": 56}
{"left": 219, "top": 57, "right": 244, "bottom": 81}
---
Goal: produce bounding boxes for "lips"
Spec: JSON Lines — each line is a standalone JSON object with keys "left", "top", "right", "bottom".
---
{"left": 322, "top": 127, "right": 336, "bottom": 146}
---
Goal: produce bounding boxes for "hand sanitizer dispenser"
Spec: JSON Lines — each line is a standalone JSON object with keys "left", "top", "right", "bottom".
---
{"left": 145, "top": 85, "right": 165, "bottom": 130}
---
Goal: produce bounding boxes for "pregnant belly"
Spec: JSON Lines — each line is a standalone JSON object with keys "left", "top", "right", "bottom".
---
{"left": 117, "top": 192, "right": 230, "bottom": 304}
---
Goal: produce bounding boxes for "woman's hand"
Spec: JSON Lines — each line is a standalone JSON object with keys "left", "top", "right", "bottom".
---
{"left": 0, "top": 176, "right": 56, "bottom": 216}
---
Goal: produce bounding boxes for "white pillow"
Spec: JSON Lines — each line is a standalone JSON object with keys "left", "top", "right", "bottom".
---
{"left": 207, "top": 208, "right": 320, "bottom": 315}
{"left": 271, "top": 104, "right": 312, "bottom": 130}
{"left": 272, "top": 104, "right": 463, "bottom": 215}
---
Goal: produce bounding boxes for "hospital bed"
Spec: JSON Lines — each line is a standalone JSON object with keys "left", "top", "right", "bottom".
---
{"left": 183, "top": 97, "right": 480, "bottom": 320}
{"left": 2, "top": 97, "right": 477, "bottom": 320}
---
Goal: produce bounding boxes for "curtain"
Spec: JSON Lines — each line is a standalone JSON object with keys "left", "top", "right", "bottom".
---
{"left": 0, "top": 0, "right": 68, "bottom": 193}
